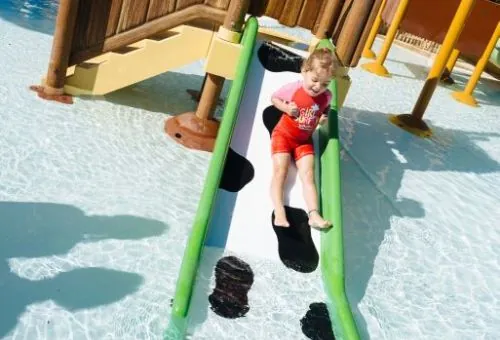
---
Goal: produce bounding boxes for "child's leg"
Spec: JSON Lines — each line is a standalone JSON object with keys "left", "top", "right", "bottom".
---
{"left": 271, "top": 152, "right": 291, "bottom": 227}
{"left": 295, "top": 152, "right": 332, "bottom": 229}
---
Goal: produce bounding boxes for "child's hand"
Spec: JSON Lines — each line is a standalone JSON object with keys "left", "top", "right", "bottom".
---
{"left": 287, "top": 102, "right": 299, "bottom": 117}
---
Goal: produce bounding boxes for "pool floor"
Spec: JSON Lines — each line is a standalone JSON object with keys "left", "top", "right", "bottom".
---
{"left": 1, "top": 6, "right": 499, "bottom": 340}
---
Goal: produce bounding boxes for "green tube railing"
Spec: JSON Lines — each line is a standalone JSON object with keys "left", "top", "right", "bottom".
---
{"left": 166, "top": 16, "right": 259, "bottom": 339}
{"left": 316, "top": 39, "right": 361, "bottom": 340}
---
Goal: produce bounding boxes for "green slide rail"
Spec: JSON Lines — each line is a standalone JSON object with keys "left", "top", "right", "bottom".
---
{"left": 316, "top": 39, "right": 361, "bottom": 340}
{"left": 166, "top": 16, "right": 259, "bottom": 339}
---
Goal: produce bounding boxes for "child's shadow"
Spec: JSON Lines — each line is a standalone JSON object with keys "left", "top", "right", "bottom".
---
{"left": 0, "top": 201, "right": 167, "bottom": 338}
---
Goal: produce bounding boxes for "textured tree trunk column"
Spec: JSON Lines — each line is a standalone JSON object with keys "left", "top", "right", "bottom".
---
{"left": 165, "top": 0, "right": 249, "bottom": 152}
{"left": 309, "top": 0, "right": 342, "bottom": 52}
{"left": 30, "top": 0, "right": 79, "bottom": 104}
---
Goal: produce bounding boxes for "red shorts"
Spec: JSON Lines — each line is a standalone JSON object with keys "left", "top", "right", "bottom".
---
{"left": 271, "top": 130, "right": 314, "bottom": 161}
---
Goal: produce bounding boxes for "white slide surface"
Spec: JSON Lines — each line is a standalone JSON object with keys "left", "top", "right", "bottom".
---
{"left": 187, "top": 40, "right": 329, "bottom": 340}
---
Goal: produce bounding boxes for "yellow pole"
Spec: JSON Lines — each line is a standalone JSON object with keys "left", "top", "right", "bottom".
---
{"left": 452, "top": 21, "right": 500, "bottom": 107}
{"left": 361, "top": 0, "right": 410, "bottom": 77}
{"left": 389, "top": 0, "right": 477, "bottom": 138}
{"left": 446, "top": 48, "right": 461, "bottom": 73}
{"left": 440, "top": 48, "right": 460, "bottom": 84}
{"left": 362, "top": 0, "right": 388, "bottom": 59}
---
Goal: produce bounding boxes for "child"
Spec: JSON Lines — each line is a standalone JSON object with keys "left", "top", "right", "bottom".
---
{"left": 270, "top": 48, "right": 339, "bottom": 229}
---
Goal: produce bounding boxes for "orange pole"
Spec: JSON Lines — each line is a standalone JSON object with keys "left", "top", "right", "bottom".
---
{"left": 362, "top": 0, "right": 387, "bottom": 59}
{"left": 389, "top": 0, "right": 477, "bottom": 137}
{"left": 446, "top": 48, "right": 461, "bottom": 74}
{"left": 440, "top": 48, "right": 460, "bottom": 84}
{"left": 361, "top": 0, "right": 410, "bottom": 77}
{"left": 452, "top": 22, "right": 500, "bottom": 107}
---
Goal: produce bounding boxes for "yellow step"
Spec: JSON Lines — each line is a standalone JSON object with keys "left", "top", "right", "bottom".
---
{"left": 64, "top": 25, "right": 215, "bottom": 96}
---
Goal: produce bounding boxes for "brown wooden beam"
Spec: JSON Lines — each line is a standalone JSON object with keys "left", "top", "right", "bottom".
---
{"left": 193, "top": 0, "right": 249, "bottom": 122}
{"left": 45, "top": 0, "right": 80, "bottom": 93}
{"left": 315, "top": 0, "right": 344, "bottom": 39}
{"left": 351, "top": 0, "right": 384, "bottom": 67}
{"left": 165, "top": 0, "right": 250, "bottom": 152}
{"left": 70, "top": 5, "right": 226, "bottom": 66}
{"left": 223, "top": 0, "right": 249, "bottom": 32}
{"left": 336, "top": 0, "right": 375, "bottom": 67}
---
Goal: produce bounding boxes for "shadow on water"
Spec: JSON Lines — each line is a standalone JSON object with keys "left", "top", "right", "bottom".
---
{"left": 385, "top": 58, "right": 500, "bottom": 106}
{"left": 79, "top": 71, "right": 231, "bottom": 119}
{"left": 0, "top": 201, "right": 167, "bottom": 338}
{"left": 0, "top": 0, "right": 58, "bottom": 35}
{"left": 338, "top": 107, "right": 500, "bottom": 339}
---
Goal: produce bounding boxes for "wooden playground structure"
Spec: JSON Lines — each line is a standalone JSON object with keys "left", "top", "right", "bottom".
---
{"left": 31, "top": 0, "right": 499, "bottom": 147}
{"left": 30, "top": 0, "right": 383, "bottom": 151}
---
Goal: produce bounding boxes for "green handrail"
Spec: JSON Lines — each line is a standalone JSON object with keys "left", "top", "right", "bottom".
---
{"left": 166, "top": 16, "right": 259, "bottom": 338}
{"left": 316, "top": 39, "right": 361, "bottom": 340}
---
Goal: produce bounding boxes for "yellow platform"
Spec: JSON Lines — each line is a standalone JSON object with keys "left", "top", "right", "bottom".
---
{"left": 63, "top": 24, "right": 241, "bottom": 96}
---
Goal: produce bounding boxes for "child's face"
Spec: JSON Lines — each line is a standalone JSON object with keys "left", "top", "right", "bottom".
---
{"left": 301, "top": 62, "right": 332, "bottom": 97}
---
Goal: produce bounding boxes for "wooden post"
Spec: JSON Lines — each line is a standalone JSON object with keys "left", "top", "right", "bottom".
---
{"left": 335, "top": 0, "right": 376, "bottom": 66}
{"left": 165, "top": 0, "right": 250, "bottom": 152}
{"left": 316, "top": 0, "right": 343, "bottom": 39}
{"left": 361, "top": 0, "right": 410, "bottom": 77}
{"left": 30, "top": 0, "right": 79, "bottom": 104}
{"left": 452, "top": 22, "right": 500, "bottom": 107}
{"left": 309, "top": 0, "right": 342, "bottom": 52}
{"left": 389, "top": 0, "right": 477, "bottom": 138}
{"left": 351, "top": 0, "right": 385, "bottom": 67}
{"left": 362, "top": 0, "right": 387, "bottom": 59}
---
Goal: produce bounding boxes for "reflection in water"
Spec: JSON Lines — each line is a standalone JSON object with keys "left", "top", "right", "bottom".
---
{"left": 0, "top": 0, "right": 59, "bottom": 34}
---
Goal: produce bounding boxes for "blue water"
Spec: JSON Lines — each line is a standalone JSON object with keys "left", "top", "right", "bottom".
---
{"left": 0, "top": 0, "right": 57, "bottom": 34}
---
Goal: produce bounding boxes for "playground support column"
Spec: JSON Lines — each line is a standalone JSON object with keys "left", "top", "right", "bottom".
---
{"left": 30, "top": 0, "right": 79, "bottom": 104}
{"left": 389, "top": 0, "right": 477, "bottom": 137}
{"left": 362, "top": 0, "right": 387, "bottom": 60}
{"left": 336, "top": 0, "right": 376, "bottom": 66}
{"left": 309, "top": 0, "right": 343, "bottom": 52}
{"left": 441, "top": 48, "right": 461, "bottom": 84}
{"left": 165, "top": 0, "right": 250, "bottom": 152}
{"left": 361, "top": 0, "right": 409, "bottom": 77}
{"left": 452, "top": 22, "right": 500, "bottom": 107}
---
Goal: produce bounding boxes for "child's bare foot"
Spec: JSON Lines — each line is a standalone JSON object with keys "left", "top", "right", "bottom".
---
{"left": 308, "top": 210, "right": 332, "bottom": 229}
{"left": 274, "top": 208, "right": 290, "bottom": 227}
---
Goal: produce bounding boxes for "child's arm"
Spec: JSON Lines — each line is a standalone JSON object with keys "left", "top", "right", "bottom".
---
{"left": 272, "top": 97, "right": 298, "bottom": 117}
{"left": 271, "top": 80, "right": 302, "bottom": 117}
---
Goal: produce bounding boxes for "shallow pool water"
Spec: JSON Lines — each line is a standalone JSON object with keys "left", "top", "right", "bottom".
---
{"left": 1, "top": 1, "right": 212, "bottom": 339}
{"left": 1, "top": 2, "right": 500, "bottom": 339}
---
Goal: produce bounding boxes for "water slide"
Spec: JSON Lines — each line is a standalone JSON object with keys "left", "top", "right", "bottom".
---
{"left": 167, "top": 17, "right": 359, "bottom": 340}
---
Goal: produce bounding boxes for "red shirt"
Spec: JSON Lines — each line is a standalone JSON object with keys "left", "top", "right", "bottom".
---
{"left": 272, "top": 80, "right": 332, "bottom": 141}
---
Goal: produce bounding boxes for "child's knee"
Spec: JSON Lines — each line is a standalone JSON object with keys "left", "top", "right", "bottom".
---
{"left": 300, "top": 167, "right": 315, "bottom": 183}
{"left": 273, "top": 164, "right": 288, "bottom": 179}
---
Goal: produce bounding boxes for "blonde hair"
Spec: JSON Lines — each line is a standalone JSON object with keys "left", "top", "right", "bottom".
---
{"left": 301, "top": 48, "right": 342, "bottom": 77}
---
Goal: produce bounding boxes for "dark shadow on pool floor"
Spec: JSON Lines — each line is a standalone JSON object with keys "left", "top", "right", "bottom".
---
{"left": 0, "top": 201, "right": 167, "bottom": 338}
{"left": 339, "top": 107, "right": 500, "bottom": 339}
{"left": 78, "top": 71, "right": 231, "bottom": 120}
{"left": 383, "top": 58, "right": 500, "bottom": 107}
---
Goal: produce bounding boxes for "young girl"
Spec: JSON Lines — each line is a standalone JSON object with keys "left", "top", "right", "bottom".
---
{"left": 270, "top": 48, "right": 339, "bottom": 229}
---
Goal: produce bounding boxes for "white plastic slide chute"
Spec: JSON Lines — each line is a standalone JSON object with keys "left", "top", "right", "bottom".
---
{"left": 186, "top": 39, "right": 333, "bottom": 339}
